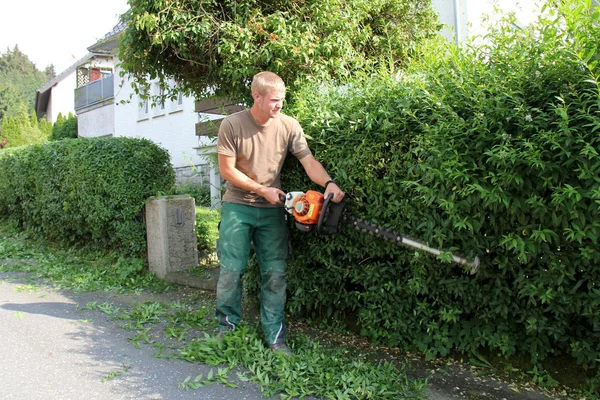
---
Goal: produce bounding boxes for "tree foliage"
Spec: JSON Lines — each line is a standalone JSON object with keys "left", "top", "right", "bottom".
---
{"left": 44, "top": 64, "right": 56, "bottom": 80}
{"left": 50, "top": 112, "right": 78, "bottom": 141}
{"left": 0, "top": 111, "right": 51, "bottom": 148}
{"left": 119, "top": 0, "right": 441, "bottom": 104}
{"left": 0, "top": 46, "right": 47, "bottom": 120}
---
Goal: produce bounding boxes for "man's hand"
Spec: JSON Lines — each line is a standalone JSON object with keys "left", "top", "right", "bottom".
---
{"left": 324, "top": 182, "right": 345, "bottom": 203}
{"left": 260, "top": 186, "right": 286, "bottom": 205}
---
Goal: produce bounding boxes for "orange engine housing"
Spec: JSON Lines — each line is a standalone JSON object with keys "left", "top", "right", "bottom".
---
{"left": 292, "top": 190, "right": 325, "bottom": 226}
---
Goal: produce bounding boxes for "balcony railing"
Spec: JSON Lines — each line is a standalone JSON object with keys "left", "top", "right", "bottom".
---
{"left": 74, "top": 74, "right": 114, "bottom": 110}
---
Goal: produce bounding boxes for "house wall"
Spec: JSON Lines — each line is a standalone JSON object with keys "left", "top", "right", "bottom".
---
{"left": 77, "top": 100, "right": 115, "bottom": 138}
{"left": 432, "top": 0, "right": 539, "bottom": 43}
{"left": 465, "top": 0, "right": 538, "bottom": 36}
{"left": 47, "top": 70, "right": 77, "bottom": 124}
{"left": 46, "top": 56, "right": 116, "bottom": 125}
{"left": 112, "top": 65, "right": 222, "bottom": 174}
{"left": 432, "top": 0, "right": 468, "bottom": 44}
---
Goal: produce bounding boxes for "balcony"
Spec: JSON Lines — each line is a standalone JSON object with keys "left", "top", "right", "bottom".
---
{"left": 74, "top": 74, "right": 114, "bottom": 110}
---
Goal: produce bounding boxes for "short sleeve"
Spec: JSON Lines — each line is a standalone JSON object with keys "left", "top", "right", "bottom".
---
{"left": 217, "top": 118, "right": 236, "bottom": 157}
{"left": 288, "top": 121, "right": 312, "bottom": 160}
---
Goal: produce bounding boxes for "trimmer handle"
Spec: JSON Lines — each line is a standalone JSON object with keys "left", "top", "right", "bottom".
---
{"left": 317, "top": 193, "right": 333, "bottom": 232}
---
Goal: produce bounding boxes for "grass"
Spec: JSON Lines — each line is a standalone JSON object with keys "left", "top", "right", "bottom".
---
{"left": 103, "top": 362, "right": 132, "bottom": 382}
{"left": 0, "top": 223, "right": 172, "bottom": 293}
{"left": 177, "top": 326, "right": 427, "bottom": 399}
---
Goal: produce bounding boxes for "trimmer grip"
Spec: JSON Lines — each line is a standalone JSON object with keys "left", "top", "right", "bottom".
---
{"left": 317, "top": 193, "right": 334, "bottom": 232}
{"left": 320, "top": 199, "right": 346, "bottom": 235}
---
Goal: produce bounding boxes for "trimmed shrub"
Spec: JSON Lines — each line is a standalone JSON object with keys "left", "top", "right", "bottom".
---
{"left": 0, "top": 137, "right": 175, "bottom": 256}
{"left": 282, "top": 0, "right": 600, "bottom": 374}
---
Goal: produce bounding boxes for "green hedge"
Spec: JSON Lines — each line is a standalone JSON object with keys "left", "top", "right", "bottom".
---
{"left": 0, "top": 137, "right": 175, "bottom": 256}
{"left": 282, "top": 1, "right": 600, "bottom": 374}
{"left": 195, "top": 206, "right": 220, "bottom": 255}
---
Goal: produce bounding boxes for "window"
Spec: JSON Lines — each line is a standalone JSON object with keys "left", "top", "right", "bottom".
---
{"left": 137, "top": 89, "right": 149, "bottom": 121}
{"left": 153, "top": 82, "right": 166, "bottom": 117}
{"left": 169, "top": 79, "right": 184, "bottom": 113}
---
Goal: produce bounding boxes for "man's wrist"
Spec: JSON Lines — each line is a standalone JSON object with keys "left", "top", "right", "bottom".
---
{"left": 324, "top": 180, "right": 337, "bottom": 190}
{"left": 252, "top": 184, "right": 267, "bottom": 196}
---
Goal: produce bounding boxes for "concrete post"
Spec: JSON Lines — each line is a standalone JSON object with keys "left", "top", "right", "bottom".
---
{"left": 146, "top": 195, "right": 199, "bottom": 279}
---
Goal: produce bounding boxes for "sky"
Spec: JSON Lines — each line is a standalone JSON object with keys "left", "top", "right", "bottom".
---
{"left": 1, "top": 0, "right": 130, "bottom": 74}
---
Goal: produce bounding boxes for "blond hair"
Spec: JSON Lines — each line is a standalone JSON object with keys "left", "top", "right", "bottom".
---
{"left": 251, "top": 71, "right": 286, "bottom": 96}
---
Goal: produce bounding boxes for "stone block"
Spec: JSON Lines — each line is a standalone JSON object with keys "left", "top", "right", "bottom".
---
{"left": 146, "top": 195, "right": 199, "bottom": 279}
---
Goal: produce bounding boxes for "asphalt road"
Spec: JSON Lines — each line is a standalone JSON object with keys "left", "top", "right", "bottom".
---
{"left": 0, "top": 274, "right": 267, "bottom": 400}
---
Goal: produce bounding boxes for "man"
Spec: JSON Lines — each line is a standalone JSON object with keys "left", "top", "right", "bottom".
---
{"left": 216, "top": 71, "right": 344, "bottom": 355}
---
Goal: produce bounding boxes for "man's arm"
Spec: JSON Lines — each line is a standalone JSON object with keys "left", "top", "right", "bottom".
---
{"left": 218, "top": 153, "right": 284, "bottom": 204}
{"left": 299, "top": 155, "right": 345, "bottom": 203}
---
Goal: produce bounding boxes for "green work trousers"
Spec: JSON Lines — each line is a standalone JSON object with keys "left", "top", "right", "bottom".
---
{"left": 216, "top": 202, "right": 289, "bottom": 345}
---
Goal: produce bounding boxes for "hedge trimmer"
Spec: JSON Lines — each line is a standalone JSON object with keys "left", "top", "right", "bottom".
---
{"left": 281, "top": 190, "right": 480, "bottom": 274}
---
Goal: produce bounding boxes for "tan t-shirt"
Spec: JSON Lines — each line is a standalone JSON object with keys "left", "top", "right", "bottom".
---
{"left": 217, "top": 109, "right": 312, "bottom": 207}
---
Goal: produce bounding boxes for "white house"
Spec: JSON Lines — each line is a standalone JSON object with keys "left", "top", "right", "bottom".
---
{"left": 35, "top": 53, "right": 113, "bottom": 124}
{"left": 73, "top": 21, "right": 231, "bottom": 208}
{"left": 433, "top": 0, "right": 598, "bottom": 43}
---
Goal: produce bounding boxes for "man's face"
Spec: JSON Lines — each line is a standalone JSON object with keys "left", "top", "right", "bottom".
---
{"left": 256, "top": 89, "right": 285, "bottom": 119}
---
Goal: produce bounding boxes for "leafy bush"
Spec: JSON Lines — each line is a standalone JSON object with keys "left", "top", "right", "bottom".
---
{"left": 176, "top": 184, "right": 219, "bottom": 255}
{"left": 282, "top": 0, "right": 600, "bottom": 375}
{"left": 50, "top": 112, "right": 78, "bottom": 141}
{"left": 175, "top": 183, "right": 211, "bottom": 207}
{"left": 120, "top": 0, "right": 441, "bottom": 105}
{"left": 0, "top": 137, "right": 175, "bottom": 256}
